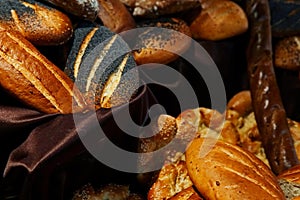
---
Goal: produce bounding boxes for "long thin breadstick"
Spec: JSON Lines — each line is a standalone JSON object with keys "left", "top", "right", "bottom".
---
{"left": 246, "top": 0, "right": 299, "bottom": 174}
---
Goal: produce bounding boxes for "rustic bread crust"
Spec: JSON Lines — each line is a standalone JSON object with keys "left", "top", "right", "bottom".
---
{"left": 0, "top": 28, "right": 87, "bottom": 113}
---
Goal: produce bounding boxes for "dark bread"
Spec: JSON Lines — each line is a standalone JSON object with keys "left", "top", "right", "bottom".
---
{"left": 0, "top": 27, "right": 87, "bottom": 114}
{"left": 0, "top": 0, "right": 73, "bottom": 46}
{"left": 246, "top": 0, "right": 299, "bottom": 174}
{"left": 65, "top": 24, "right": 139, "bottom": 109}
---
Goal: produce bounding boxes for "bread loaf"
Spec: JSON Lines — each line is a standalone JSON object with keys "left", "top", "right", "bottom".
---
{"left": 186, "top": 137, "right": 286, "bottom": 199}
{"left": 65, "top": 24, "right": 139, "bottom": 109}
{"left": 246, "top": 0, "right": 299, "bottom": 174}
{"left": 0, "top": 0, "right": 73, "bottom": 46}
{"left": 0, "top": 28, "right": 87, "bottom": 114}
{"left": 133, "top": 18, "right": 191, "bottom": 65}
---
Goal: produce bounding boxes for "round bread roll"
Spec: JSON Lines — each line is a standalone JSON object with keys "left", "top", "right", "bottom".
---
{"left": 190, "top": 0, "right": 248, "bottom": 41}
{"left": 97, "top": 0, "right": 136, "bottom": 33}
{"left": 120, "top": 0, "right": 201, "bottom": 17}
{"left": 0, "top": 0, "right": 73, "bottom": 46}
{"left": 133, "top": 18, "right": 191, "bottom": 65}
{"left": 185, "top": 137, "right": 285, "bottom": 200}
{"left": 275, "top": 36, "right": 300, "bottom": 71}
{"left": 43, "top": 0, "right": 99, "bottom": 21}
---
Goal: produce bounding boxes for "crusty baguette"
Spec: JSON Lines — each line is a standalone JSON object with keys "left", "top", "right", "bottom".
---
{"left": 0, "top": 27, "right": 87, "bottom": 114}
{"left": 186, "top": 137, "right": 286, "bottom": 200}
{"left": 0, "top": 0, "right": 73, "bottom": 46}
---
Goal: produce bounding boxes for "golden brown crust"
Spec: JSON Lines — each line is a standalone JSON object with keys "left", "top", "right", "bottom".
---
{"left": 148, "top": 161, "right": 193, "bottom": 200}
{"left": 98, "top": 0, "right": 136, "bottom": 33}
{"left": 169, "top": 187, "right": 203, "bottom": 200}
{"left": 120, "top": 0, "right": 200, "bottom": 17}
{"left": 186, "top": 137, "right": 285, "bottom": 200}
{"left": 133, "top": 18, "right": 191, "bottom": 65}
{"left": 275, "top": 36, "right": 300, "bottom": 71}
{"left": 190, "top": 0, "right": 248, "bottom": 41}
{"left": 278, "top": 165, "right": 300, "bottom": 184}
{"left": 2, "top": 0, "right": 73, "bottom": 46}
{"left": 0, "top": 29, "right": 87, "bottom": 114}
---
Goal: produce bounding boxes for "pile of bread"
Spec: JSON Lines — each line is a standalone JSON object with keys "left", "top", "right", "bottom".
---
{"left": 1, "top": 0, "right": 300, "bottom": 200}
{"left": 143, "top": 91, "right": 300, "bottom": 200}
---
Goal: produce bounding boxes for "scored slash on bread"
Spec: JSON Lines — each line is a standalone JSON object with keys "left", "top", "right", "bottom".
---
{"left": 186, "top": 138, "right": 286, "bottom": 200}
{"left": 0, "top": 0, "right": 73, "bottom": 46}
{"left": 65, "top": 24, "right": 139, "bottom": 109}
{"left": 0, "top": 28, "right": 87, "bottom": 114}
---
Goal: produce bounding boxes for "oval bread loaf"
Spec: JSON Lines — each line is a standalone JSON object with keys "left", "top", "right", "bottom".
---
{"left": 133, "top": 18, "right": 191, "bottom": 65}
{"left": 186, "top": 137, "right": 285, "bottom": 200}
{"left": 0, "top": 0, "right": 73, "bottom": 46}
{"left": 65, "top": 24, "right": 139, "bottom": 109}
{"left": 0, "top": 28, "right": 87, "bottom": 114}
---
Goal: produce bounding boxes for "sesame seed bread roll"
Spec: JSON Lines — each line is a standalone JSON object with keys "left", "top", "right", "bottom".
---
{"left": 0, "top": 28, "right": 87, "bottom": 114}
{"left": 0, "top": 0, "right": 73, "bottom": 46}
{"left": 133, "top": 18, "right": 191, "bottom": 65}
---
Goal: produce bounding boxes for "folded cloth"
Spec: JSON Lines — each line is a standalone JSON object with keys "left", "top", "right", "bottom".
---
{"left": 2, "top": 85, "right": 158, "bottom": 200}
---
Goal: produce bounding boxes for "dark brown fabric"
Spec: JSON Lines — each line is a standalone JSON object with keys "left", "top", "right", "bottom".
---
{"left": 1, "top": 85, "right": 157, "bottom": 199}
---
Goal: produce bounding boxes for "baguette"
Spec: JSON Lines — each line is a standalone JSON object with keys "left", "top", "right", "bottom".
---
{"left": 0, "top": 27, "right": 87, "bottom": 114}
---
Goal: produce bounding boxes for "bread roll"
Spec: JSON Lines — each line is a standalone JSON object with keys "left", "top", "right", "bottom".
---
{"left": 43, "top": 0, "right": 99, "bottom": 21}
{"left": 190, "top": 0, "right": 248, "bottom": 41}
{"left": 120, "top": 0, "right": 200, "bottom": 17}
{"left": 0, "top": 28, "right": 87, "bottom": 114}
{"left": 97, "top": 0, "right": 136, "bottom": 33}
{"left": 186, "top": 137, "right": 285, "bottom": 200}
{"left": 275, "top": 36, "right": 300, "bottom": 71}
{"left": 169, "top": 187, "right": 202, "bottom": 200}
{"left": 0, "top": 0, "right": 73, "bottom": 46}
{"left": 278, "top": 165, "right": 300, "bottom": 200}
{"left": 133, "top": 18, "right": 191, "bottom": 65}
{"left": 148, "top": 161, "right": 193, "bottom": 200}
